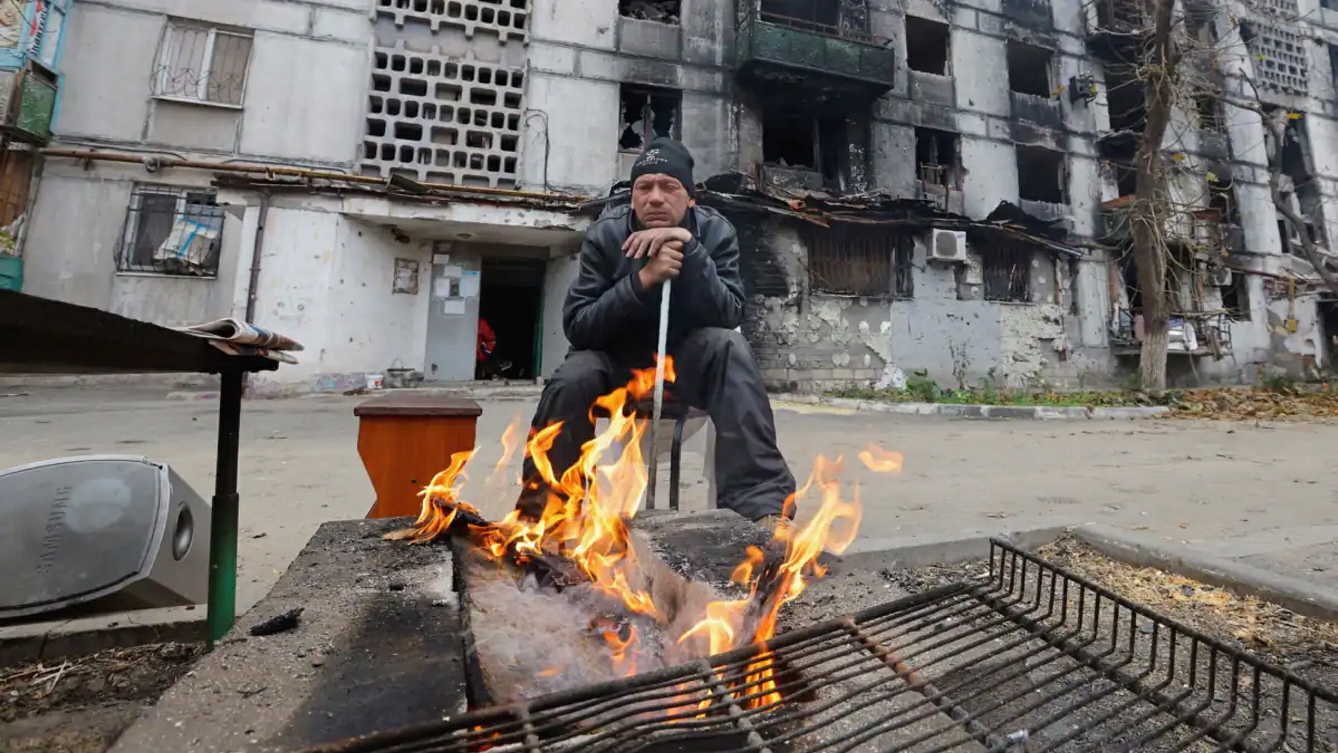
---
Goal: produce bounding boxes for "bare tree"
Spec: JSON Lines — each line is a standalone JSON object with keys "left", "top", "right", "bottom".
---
{"left": 1125, "top": 0, "right": 1182, "bottom": 390}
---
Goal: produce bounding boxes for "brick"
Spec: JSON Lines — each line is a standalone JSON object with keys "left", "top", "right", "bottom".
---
{"left": 375, "top": 0, "right": 529, "bottom": 43}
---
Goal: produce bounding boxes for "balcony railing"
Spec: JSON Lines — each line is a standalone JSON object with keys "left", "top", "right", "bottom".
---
{"left": 736, "top": 8, "right": 897, "bottom": 94}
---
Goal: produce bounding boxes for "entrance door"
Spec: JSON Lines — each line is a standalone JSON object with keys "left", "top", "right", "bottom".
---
{"left": 478, "top": 257, "right": 547, "bottom": 380}
{"left": 423, "top": 251, "right": 480, "bottom": 382}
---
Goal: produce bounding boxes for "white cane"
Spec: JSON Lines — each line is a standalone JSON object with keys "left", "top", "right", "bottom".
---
{"left": 646, "top": 279, "right": 671, "bottom": 509}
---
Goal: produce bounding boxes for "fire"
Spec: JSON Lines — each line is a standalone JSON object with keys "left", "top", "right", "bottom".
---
{"left": 389, "top": 360, "right": 904, "bottom": 716}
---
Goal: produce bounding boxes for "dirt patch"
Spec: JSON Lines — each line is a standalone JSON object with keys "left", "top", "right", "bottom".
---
{"left": 1, "top": 642, "right": 203, "bottom": 753}
{"left": 1036, "top": 536, "right": 1338, "bottom": 687}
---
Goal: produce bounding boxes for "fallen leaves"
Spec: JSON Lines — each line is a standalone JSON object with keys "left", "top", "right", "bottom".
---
{"left": 1166, "top": 387, "right": 1338, "bottom": 422}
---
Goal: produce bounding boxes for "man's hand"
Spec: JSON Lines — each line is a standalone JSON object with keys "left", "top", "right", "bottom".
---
{"left": 625, "top": 227, "right": 691, "bottom": 290}
{"left": 623, "top": 227, "right": 692, "bottom": 260}
{"left": 637, "top": 243, "right": 683, "bottom": 289}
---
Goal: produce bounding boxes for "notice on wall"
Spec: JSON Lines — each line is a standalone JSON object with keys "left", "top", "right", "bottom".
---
{"left": 433, "top": 277, "right": 458, "bottom": 298}
{"left": 439, "top": 264, "right": 463, "bottom": 279}
{"left": 442, "top": 298, "right": 467, "bottom": 315}
{"left": 432, "top": 253, "right": 451, "bottom": 265}
{"left": 459, "top": 270, "right": 481, "bottom": 298}
{"left": 392, "top": 258, "right": 419, "bottom": 295}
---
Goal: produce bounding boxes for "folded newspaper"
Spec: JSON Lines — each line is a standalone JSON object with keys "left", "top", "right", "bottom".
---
{"left": 174, "top": 318, "right": 305, "bottom": 365}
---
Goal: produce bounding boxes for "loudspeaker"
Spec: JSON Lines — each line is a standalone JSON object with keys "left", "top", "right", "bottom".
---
{"left": 0, "top": 455, "right": 211, "bottom": 620}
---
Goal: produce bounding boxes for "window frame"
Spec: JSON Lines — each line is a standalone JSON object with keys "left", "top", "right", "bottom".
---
{"left": 115, "top": 184, "right": 225, "bottom": 278}
{"left": 617, "top": 83, "right": 682, "bottom": 153}
{"left": 152, "top": 21, "right": 254, "bottom": 109}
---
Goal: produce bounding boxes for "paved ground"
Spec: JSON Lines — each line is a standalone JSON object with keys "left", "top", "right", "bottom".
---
{"left": 2, "top": 385, "right": 1335, "bottom": 616}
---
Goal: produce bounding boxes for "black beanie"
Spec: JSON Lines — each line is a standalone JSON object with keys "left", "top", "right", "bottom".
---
{"left": 630, "top": 137, "right": 695, "bottom": 196}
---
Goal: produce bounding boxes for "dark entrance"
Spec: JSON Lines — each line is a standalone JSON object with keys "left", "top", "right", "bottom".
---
{"left": 477, "top": 257, "right": 545, "bottom": 380}
{"left": 1321, "top": 299, "right": 1338, "bottom": 371}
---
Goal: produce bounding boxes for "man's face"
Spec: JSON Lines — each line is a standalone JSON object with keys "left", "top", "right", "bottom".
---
{"left": 632, "top": 174, "right": 694, "bottom": 228}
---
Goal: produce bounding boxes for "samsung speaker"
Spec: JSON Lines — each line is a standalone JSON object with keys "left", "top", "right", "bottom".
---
{"left": 0, "top": 455, "right": 211, "bottom": 620}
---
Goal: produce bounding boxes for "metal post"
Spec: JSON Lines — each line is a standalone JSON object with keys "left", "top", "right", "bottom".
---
{"left": 207, "top": 369, "right": 244, "bottom": 649}
{"left": 646, "top": 280, "right": 671, "bottom": 510}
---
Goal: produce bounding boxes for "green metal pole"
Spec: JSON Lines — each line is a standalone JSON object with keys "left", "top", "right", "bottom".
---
{"left": 206, "top": 369, "right": 244, "bottom": 649}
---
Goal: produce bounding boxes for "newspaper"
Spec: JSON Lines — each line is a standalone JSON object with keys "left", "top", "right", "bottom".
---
{"left": 174, "top": 318, "right": 304, "bottom": 364}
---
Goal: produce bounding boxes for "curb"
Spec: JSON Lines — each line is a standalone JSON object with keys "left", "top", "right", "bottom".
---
{"left": 775, "top": 394, "right": 1169, "bottom": 420}
{"left": 839, "top": 527, "right": 1070, "bottom": 573}
{"left": 1071, "top": 525, "right": 1338, "bottom": 622}
{"left": 0, "top": 606, "right": 207, "bottom": 667}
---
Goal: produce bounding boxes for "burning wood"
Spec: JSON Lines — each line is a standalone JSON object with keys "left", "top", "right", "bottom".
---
{"left": 386, "top": 358, "right": 903, "bottom": 714}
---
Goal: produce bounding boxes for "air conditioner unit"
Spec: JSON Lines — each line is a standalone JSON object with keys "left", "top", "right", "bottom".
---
{"left": 0, "top": 456, "right": 211, "bottom": 620}
{"left": 1207, "top": 266, "right": 1233, "bottom": 287}
{"left": 930, "top": 229, "right": 968, "bottom": 263}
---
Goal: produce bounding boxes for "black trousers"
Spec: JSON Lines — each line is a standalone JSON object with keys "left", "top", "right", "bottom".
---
{"left": 518, "top": 328, "right": 796, "bottom": 521}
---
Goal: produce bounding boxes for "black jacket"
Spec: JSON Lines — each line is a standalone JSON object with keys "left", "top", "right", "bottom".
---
{"left": 562, "top": 204, "right": 745, "bottom": 356}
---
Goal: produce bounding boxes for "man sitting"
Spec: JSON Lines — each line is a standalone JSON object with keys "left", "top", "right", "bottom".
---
{"left": 516, "top": 137, "right": 796, "bottom": 524}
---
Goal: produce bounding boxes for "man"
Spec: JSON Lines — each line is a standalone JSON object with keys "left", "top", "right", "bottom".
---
{"left": 516, "top": 137, "right": 797, "bottom": 524}
{"left": 477, "top": 317, "right": 496, "bottom": 378}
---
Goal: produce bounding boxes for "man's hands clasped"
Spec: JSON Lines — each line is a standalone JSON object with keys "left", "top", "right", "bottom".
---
{"left": 624, "top": 227, "right": 692, "bottom": 290}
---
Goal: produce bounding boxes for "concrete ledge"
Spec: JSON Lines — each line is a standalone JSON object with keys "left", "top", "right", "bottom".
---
{"left": 839, "top": 527, "right": 1071, "bottom": 573}
{"left": 0, "top": 606, "right": 206, "bottom": 667}
{"left": 1071, "top": 525, "right": 1338, "bottom": 621}
{"left": 774, "top": 394, "right": 1169, "bottom": 420}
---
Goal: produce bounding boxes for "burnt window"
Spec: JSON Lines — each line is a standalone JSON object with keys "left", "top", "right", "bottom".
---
{"left": 1006, "top": 42, "right": 1054, "bottom": 97}
{"left": 1330, "top": 44, "right": 1338, "bottom": 85}
{"left": 1194, "top": 95, "right": 1226, "bottom": 133}
{"left": 619, "top": 0, "right": 681, "bottom": 24}
{"left": 1016, "top": 145, "right": 1067, "bottom": 204}
{"left": 1220, "top": 271, "right": 1250, "bottom": 321}
{"left": 906, "top": 16, "right": 950, "bottom": 75}
{"left": 982, "top": 245, "right": 1033, "bottom": 303}
{"left": 618, "top": 84, "right": 681, "bottom": 152}
{"left": 1208, "top": 174, "right": 1239, "bottom": 225}
{"left": 761, "top": 0, "right": 839, "bottom": 27}
{"left": 1323, "top": 0, "right": 1338, "bottom": 11}
{"left": 804, "top": 224, "right": 914, "bottom": 299}
{"left": 762, "top": 110, "right": 850, "bottom": 185}
{"left": 915, "top": 127, "right": 959, "bottom": 187}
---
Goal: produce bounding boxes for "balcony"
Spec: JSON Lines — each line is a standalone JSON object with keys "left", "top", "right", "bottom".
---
{"left": 0, "top": 66, "right": 58, "bottom": 145}
{"left": 735, "top": 9, "right": 897, "bottom": 104}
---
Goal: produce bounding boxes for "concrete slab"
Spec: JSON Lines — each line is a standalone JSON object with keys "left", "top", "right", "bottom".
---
{"left": 109, "top": 518, "right": 467, "bottom": 753}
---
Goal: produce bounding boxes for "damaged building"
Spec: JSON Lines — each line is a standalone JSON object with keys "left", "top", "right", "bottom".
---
{"left": 10, "top": 0, "right": 1338, "bottom": 390}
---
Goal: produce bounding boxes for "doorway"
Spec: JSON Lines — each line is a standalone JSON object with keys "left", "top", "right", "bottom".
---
{"left": 1320, "top": 299, "right": 1338, "bottom": 371}
{"left": 477, "top": 257, "right": 546, "bottom": 380}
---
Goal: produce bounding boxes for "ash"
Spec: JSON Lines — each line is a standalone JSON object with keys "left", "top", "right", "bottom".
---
{"left": 461, "top": 532, "right": 745, "bottom": 707}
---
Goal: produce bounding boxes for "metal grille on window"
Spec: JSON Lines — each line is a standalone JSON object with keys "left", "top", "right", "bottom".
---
{"left": 115, "top": 187, "right": 225, "bottom": 277}
{"left": 982, "top": 244, "right": 1031, "bottom": 302}
{"left": 805, "top": 225, "right": 913, "bottom": 299}
{"left": 151, "top": 24, "right": 253, "bottom": 106}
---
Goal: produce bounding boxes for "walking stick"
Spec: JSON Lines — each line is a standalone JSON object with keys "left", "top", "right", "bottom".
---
{"left": 646, "top": 279, "right": 671, "bottom": 509}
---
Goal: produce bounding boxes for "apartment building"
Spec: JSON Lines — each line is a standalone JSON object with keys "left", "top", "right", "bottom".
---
{"left": 11, "top": 0, "right": 1338, "bottom": 391}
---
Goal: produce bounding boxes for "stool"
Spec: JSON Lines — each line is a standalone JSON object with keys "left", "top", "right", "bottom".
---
{"left": 354, "top": 394, "right": 482, "bottom": 519}
{"left": 601, "top": 398, "right": 711, "bottom": 511}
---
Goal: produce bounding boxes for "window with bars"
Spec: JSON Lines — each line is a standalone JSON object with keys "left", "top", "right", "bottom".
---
{"left": 116, "top": 186, "right": 225, "bottom": 277}
{"left": 804, "top": 224, "right": 914, "bottom": 299}
{"left": 151, "top": 22, "right": 254, "bottom": 106}
{"left": 982, "top": 245, "right": 1032, "bottom": 302}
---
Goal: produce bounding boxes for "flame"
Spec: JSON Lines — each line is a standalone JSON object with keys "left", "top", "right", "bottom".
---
{"left": 859, "top": 445, "right": 904, "bottom": 473}
{"left": 391, "top": 361, "right": 906, "bottom": 718}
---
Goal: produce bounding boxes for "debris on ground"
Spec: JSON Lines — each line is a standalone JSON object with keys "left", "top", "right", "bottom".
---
{"left": 1038, "top": 537, "right": 1338, "bottom": 668}
{"left": 249, "top": 606, "right": 305, "bottom": 636}
{"left": 1, "top": 642, "right": 202, "bottom": 720}
{"left": 1165, "top": 387, "right": 1338, "bottom": 422}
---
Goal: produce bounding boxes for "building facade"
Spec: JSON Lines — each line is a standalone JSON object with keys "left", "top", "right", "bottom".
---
{"left": 12, "top": 0, "right": 1338, "bottom": 391}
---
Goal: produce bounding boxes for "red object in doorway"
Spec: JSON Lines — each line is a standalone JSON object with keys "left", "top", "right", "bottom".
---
{"left": 478, "top": 318, "right": 496, "bottom": 363}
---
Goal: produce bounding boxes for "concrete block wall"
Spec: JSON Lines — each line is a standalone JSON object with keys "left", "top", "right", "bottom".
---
{"left": 362, "top": 0, "right": 531, "bottom": 187}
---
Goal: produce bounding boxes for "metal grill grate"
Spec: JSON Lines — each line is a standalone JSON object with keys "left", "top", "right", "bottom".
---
{"left": 306, "top": 540, "right": 1338, "bottom": 753}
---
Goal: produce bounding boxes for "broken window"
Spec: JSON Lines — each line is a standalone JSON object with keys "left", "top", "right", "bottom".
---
{"left": 1208, "top": 174, "right": 1239, "bottom": 226}
{"left": 1330, "top": 44, "right": 1338, "bottom": 86}
{"left": 915, "top": 127, "right": 960, "bottom": 188}
{"left": 906, "top": 16, "right": 950, "bottom": 75}
{"left": 619, "top": 0, "right": 680, "bottom": 24}
{"left": 1016, "top": 146, "right": 1067, "bottom": 204}
{"left": 1006, "top": 42, "right": 1054, "bottom": 97}
{"left": 1193, "top": 95, "right": 1226, "bottom": 133}
{"left": 115, "top": 185, "right": 224, "bottom": 277}
{"left": 1323, "top": 0, "right": 1338, "bottom": 11}
{"left": 760, "top": 0, "right": 839, "bottom": 27}
{"left": 805, "top": 224, "right": 914, "bottom": 298}
{"left": 618, "top": 84, "right": 681, "bottom": 152}
{"left": 1220, "top": 272, "right": 1250, "bottom": 321}
{"left": 982, "top": 245, "right": 1032, "bottom": 303}
{"left": 761, "top": 109, "right": 850, "bottom": 184}
{"left": 1104, "top": 65, "right": 1146, "bottom": 134}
